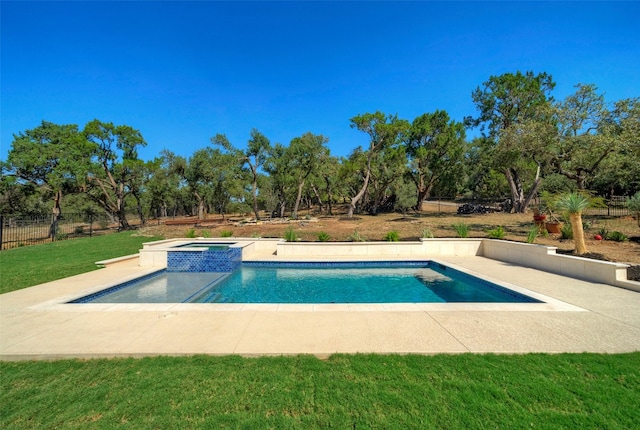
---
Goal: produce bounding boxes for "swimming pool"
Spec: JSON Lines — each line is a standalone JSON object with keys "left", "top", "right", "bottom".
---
{"left": 70, "top": 261, "right": 541, "bottom": 304}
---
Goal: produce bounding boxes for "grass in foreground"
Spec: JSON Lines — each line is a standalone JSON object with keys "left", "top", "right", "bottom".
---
{"left": 2, "top": 353, "right": 639, "bottom": 428}
{"left": 0, "top": 232, "right": 163, "bottom": 294}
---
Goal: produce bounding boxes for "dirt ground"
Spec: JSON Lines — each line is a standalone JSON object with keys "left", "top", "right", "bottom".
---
{"left": 140, "top": 204, "right": 640, "bottom": 267}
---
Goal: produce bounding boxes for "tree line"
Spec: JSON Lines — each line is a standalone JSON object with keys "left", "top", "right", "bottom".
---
{"left": 2, "top": 71, "right": 638, "bottom": 232}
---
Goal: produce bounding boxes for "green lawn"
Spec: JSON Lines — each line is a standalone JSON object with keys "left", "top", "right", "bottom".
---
{"left": 2, "top": 353, "right": 639, "bottom": 428}
{"left": 0, "top": 232, "right": 163, "bottom": 294}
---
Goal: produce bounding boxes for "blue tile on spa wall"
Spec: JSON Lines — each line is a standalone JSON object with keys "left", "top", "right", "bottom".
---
{"left": 168, "top": 248, "right": 242, "bottom": 272}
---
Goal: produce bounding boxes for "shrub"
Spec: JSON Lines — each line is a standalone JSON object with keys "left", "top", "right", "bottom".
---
{"left": 74, "top": 226, "right": 85, "bottom": 235}
{"left": 486, "top": 226, "right": 505, "bottom": 239}
{"left": 348, "top": 230, "right": 366, "bottom": 242}
{"left": 627, "top": 191, "right": 640, "bottom": 227}
{"left": 200, "top": 230, "right": 212, "bottom": 238}
{"left": 384, "top": 231, "right": 400, "bottom": 242}
{"left": 607, "top": 231, "right": 628, "bottom": 242}
{"left": 452, "top": 223, "right": 469, "bottom": 238}
{"left": 220, "top": 230, "right": 233, "bottom": 238}
{"left": 185, "top": 228, "right": 196, "bottom": 238}
{"left": 317, "top": 231, "right": 331, "bottom": 242}
{"left": 422, "top": 228, "right": 434, "bottom": 239}
{"left": 284, "top": 227, "right": 298, "bottom": 242}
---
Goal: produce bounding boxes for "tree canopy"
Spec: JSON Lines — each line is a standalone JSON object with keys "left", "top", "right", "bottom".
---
{"left": 3, "top": 71, "right": 636, "bottom": 223}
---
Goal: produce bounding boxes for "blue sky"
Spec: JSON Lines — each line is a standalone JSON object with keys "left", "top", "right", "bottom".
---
{"left": 2, "top": 1, "right": 639, "bottom": 161}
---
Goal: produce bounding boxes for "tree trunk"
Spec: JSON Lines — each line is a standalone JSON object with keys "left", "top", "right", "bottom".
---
{"left": 118, "top": 207, "right": 130, "bottom": 230}
{"left": 570, "top": 213, "right": 588, "bottom": 255}
{"left": 49, "top": 189, "right": 62, "bottom": 239}
{"left": 504, "top": 168, "right": 542, "bottom": 213}
{"left": 134, "top": 191, "right": 146, "bottom": 226}
{"left": 292, "top": 180, "right": 305, "bottom": 219}
{"left": 311, "top": 185, "right": 324, "bottom": 214}
{"left": 522, "top": 177, "right": 543, "bottom": 214}
{"left": 414, "top": 173, "right": 426, "bottom": 211}
{"left": 116, "top": 185, "right": 130, "bottom": 230}
{"left": 348, "top": 167, "right": 372, "bottom": 218}
{"left": 194, "top": 191, "right": 206, "bottom": 220}
{"left": 416, "top": 181, "right": 434, "bottom": 212}
{"left": 324, "top": 176, "right": 333, "bottom": 216}
{"left": 505, "top": 168, "right": 525, "bottom": 213}
{"left": 251, "top": 178, "right": 260, "bottom": 221}
{"left": 275, "top": 187, "right": 287, "bottom": 218}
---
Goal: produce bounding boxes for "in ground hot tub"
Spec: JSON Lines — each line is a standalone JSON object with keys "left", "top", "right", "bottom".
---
{"left": 137, "top": 238, "right": 283, "bottom": 268}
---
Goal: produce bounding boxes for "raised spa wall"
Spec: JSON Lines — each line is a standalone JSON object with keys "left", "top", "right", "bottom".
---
{"left": 134, "top": 238, "right": 639, "bottom": 292}
{"left": 138, "top": 238, "right": 279, "bottom": 268}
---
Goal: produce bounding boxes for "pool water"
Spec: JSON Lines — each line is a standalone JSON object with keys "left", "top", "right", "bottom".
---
{"left": 72, "top": 272, "right": 227, "bottom": 304}
{"left": 177, "top": 243, "right": 233, "bottom": 251}
{"left": 71, "top": 262, "right": 540, "bottom": 304}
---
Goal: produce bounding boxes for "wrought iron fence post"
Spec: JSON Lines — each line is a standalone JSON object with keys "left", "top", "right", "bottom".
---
{"left": 89, "top": 214, "right": 93, "bottom": 237}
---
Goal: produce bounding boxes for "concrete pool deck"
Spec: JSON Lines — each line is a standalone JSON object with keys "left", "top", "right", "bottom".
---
{"left": 2, "top": 254, "right": 639, "bottom": 360}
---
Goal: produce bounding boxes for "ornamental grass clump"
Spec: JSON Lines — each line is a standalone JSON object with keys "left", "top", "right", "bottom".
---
{"left": 486, "top": 226, "right": 505, "bottom": 239}
{"left": 607, "top": 231, "right": 628, "bottom": 242}
{"left": 348, "top": 229, "right": 366, "bottom": 242}
{"left": 526, "top": 225, "right": 539, "bottom": 243}
{"left": 317, "top": 231, "right": 331, "bottom": 242}
{"left": 452, "top": 223, "right": 470, "bottom": 238}
{"left": 422, "top": 228, "right": 434, "bottom": 239}
{"left": 384, "top": 231, "right": 400, "bottom": 242}
{"left": 284, "top": 227, "right": 298, "bottom": 242}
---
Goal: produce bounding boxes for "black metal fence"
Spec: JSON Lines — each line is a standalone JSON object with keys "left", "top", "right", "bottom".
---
{"left": 0, "top": 213, "right": 115, "bottom": 250}
{"left": 584, "top": 196, "right": 630, "bottom": 217}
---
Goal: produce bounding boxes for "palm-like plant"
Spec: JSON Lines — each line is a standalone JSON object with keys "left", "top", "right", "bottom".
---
{"left": 553, "top": 192, "right": 594, "bottom": 255}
